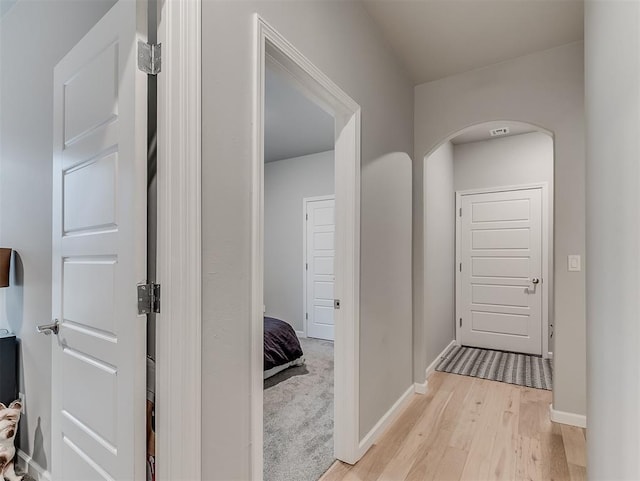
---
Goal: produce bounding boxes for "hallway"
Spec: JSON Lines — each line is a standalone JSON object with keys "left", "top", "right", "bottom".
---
{"left": 321, "top": 372, "right": 586, "bottom": 481}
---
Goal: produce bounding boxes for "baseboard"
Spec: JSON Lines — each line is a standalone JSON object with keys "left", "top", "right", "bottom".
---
{"left": 547, "top": 351, "right": 554, "bottom": 360}
{"left": 425, "top": 340, "right": 457, "bottom": 379}
{"left": 295, "top": 330, "right": 307, "bottom": 338}
{"left": 414, "top": 381, "right": 428, "bottom": 395}
{"left": 358, "top": 384, "right": 415, "bottom": 458}
{"left": 549, "top": 404, "right": 587, "bottom": 428}
{"left": 16, "top": 449, "right": 51, "bottom": 481}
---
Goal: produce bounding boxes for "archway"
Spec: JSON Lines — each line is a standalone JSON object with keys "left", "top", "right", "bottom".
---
{"left": 418, "top": 119, "right": 555, "bottom": 390}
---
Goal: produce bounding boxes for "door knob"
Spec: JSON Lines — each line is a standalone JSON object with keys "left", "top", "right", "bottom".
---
{"left": 531, "top": 277, "right": 540, "bottom": 284}
{"left": 37, "top": 319, "right": 59, "bottom": 336}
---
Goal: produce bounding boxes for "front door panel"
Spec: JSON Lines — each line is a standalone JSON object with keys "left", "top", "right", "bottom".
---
{"left": 458, "top": 188, "right": 543, "bottom": 355}
{"left": 51, "top": 1, "right": 147, "bottom": 479}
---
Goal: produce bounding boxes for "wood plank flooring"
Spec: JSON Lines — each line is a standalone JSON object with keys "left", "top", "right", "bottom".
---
{"left": 320, "top": 372, "right": 586, "bottom": 481}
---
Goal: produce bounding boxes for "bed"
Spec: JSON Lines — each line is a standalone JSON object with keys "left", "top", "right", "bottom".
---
{"left": 264, "top": 316, "right": 305, "bottom": 379}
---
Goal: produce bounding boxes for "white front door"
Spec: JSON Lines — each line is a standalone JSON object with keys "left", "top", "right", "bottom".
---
{"left": 305, "top": 197, "right": 335, "bottom": 341}
{"left": 50, "top": 1, "right": 148, "bottom": 479}
{"left": 457, "top": 188, "right": 543, "bottom": 355}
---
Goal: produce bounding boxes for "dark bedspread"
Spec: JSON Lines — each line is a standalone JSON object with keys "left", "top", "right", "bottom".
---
{"left": 264, "top": 317, "right": 304, "bottom": 371}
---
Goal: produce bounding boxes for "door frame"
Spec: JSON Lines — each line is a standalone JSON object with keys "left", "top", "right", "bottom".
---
{"left": 302, "top": 194, "right": 336, "bottom": 339}
{"left": 455, "top": 182, "right": 552, "bottom": 359}
{"left": 155, "top": 1, "right": 202, "bottom": 480}
{"left": 252, "top": 14, "right": 362, "bottom": 477}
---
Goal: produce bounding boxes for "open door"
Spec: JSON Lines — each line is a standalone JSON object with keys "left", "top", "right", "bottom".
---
{"left": 48, "top": 1, "right": 148, "bottom": 479}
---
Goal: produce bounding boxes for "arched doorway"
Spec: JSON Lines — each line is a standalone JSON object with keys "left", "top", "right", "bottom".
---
{"left": 419, "top": 120, "right": 555, "bottom": 387}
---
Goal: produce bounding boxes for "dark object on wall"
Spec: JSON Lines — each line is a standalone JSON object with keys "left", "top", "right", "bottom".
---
{"left": 0, "top": 333, "right": 18, "bottom": 406}
{"left": 0, "top": 248, "right": 11, "bottom": 288}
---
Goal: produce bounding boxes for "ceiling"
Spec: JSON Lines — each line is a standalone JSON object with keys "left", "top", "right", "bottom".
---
{"left": 451, "top": 120, "right": 538, "bottom": 145}
{"left": 265, "top": 67, "right": 334, "bottom": 163}
{"left": 362, "top": 0, "right": 584, "bottom": 84}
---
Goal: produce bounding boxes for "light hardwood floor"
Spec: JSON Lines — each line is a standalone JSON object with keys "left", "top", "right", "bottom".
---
{"left": 321, "top": 372, "right": 586, "bottom": 481}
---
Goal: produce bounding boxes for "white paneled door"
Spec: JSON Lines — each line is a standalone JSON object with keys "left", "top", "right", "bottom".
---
{"left": 305, "top": 197, "right": 336, "bottom": 341}
{"left": 50, "top": 1, "right": 147, "bottom": 479}
{"left": 457, "top": 188, "right": 543, "bottom": 355}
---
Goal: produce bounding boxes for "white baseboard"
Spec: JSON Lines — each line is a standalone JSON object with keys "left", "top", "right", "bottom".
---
{"left": 16, "top": 449, "right": 51, "bottom": 481}
{"left": 358, "top": 384, "right": 415, "bottom": 458}
{"left": 295, "top": 330, "right": 307, "bottom": 338}
{"left": 425, "top": 340, "right": 457, "bottom": 379}
{"left": 414, "top": 381, "right": 428, "bottom": 394}
{"left": 549, "top": 404, "right": 587, "bottom": 428}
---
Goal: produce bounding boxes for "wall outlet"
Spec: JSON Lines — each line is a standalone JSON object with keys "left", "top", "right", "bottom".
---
{"left": 17, "top": 392, "right": 25, "bottom": 413}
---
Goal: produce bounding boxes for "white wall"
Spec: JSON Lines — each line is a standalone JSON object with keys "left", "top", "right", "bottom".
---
{"left": 420, "top": 141, "right": 455, "bottom": 378}
{"left": 0, "top": 0, "right": 116, "bottom": 471}
{"left": 454, "top": 132, "right": 554, "bottom": 191}
{"left": 264, "top": 151, "right": 334, "bottom": 332}
{"left": 414, "top": 42, "right": 585, "bottom": 418}
{"left": 202, "top": 2, "right": 413, "bottom": 478}
{"left": 453, "top": 132, "right": 554, "bottom": 353}
{"left": 586, "top": 2, "right": 640, "bottom": 478}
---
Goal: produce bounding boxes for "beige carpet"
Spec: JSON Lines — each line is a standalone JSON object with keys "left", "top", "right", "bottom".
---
{"left": 264, "top": 337, "right": 334, "bottom": 481}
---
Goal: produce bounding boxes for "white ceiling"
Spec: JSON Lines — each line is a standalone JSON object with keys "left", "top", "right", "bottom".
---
{"left": 451, "top": 120, "right": 538, "bottom": 145}
{"left": 362, "top": 0, "right": 584, "bottom": 84}
{"left": 265, "top": 67, "right": 334, "bottom": 163}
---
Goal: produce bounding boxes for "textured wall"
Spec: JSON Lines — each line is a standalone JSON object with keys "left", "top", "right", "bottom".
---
{"left": 586, "top": 1, "right": 640, "bottom": 477}
{"left": 421, "top": 141, "right": 455, "bottom": 378}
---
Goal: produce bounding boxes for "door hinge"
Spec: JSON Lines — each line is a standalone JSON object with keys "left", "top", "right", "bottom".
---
{"left": 459, "top": 317, "right": 462, "bottom": 328}
{"left": 305, "top": 313, "right": 308, "bottom": 320}
{"left": 459, "top": 263, "right": 462, "bottom": 272}
{"left": 305, "top": 263, "right": 308, "bottom": 271}
{"left": 138, "top": 283, "right": 161, "bottom": 314}
{"left": 306, "top": 213, "right": 308, "bottom": 221}
{"left": 137, "top": 41, "right": 161, "bottom": 75}
{"left": 459, "top": 207, "right": 462, "bottom": 217}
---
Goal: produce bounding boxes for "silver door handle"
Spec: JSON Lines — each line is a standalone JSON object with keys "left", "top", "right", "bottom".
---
{"left": 37, "top": 319, "right": 59, "bottom": 336}
{"left": 527, "top": 277, "right": 541, "bottom": 293}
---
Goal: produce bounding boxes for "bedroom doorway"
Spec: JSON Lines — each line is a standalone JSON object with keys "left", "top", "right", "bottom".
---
{"left": 253, "top": 15, "right": 362, "bottom": 481}
{"left": 262, "top": 41, "right": 337, "bottom": 481}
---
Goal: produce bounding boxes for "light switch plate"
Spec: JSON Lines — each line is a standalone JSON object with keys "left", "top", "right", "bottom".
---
{"left": 568, "top": 255, "right": 581, "bottom": 272}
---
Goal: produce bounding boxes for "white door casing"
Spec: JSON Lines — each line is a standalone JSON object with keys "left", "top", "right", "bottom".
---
{"left": 304, "top": 196, "right": 335, "bottom": 341}
{"left": 253, "top": 15, "right": 362, "bottom": 474}
{"left": 51, "top": 1, "right": 147, "bottom": 479}
{"left": 456, "top": 187, "right": 544, "bottom": 356}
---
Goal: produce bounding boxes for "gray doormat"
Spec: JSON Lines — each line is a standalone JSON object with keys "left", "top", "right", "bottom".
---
{"left": 436, "top": 345, "right": 553, "bottom": 390}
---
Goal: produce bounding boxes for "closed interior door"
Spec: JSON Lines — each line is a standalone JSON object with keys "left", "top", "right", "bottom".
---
{"left": 50, "top": 1, "right": 147, "bottom": 479}
{"left": 305, "top": 197, "right": 335, "bottom": 341}
{"left": 458, "top": 188, "right": 543, "bottom": 355}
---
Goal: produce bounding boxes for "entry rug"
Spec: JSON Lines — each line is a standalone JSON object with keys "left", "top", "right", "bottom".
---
{"left": 436, "top": 345, "right": 553, "bottom": 390}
